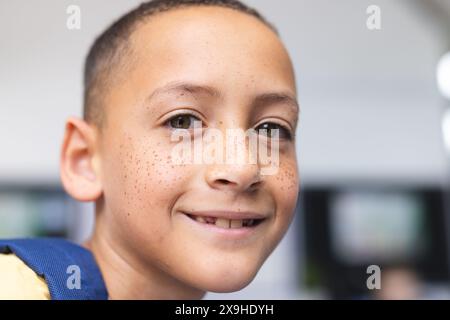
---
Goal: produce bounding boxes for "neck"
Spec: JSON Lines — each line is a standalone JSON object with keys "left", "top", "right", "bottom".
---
{"left": 83, "top": 216, "right": 206, "bottom": 300}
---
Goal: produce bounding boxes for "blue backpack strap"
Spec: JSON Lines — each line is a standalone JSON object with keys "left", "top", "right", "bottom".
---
{"left": 0, "top": 238, "right": 108, "bottom": 300}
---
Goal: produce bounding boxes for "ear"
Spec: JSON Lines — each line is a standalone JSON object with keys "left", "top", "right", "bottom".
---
{"left": 60, "top": 116, "right": 103, "bottom": 202}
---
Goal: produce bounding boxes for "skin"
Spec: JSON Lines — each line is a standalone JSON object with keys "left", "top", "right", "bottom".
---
{"left": 60, "top": 6, "right": 299, "bottom": 299}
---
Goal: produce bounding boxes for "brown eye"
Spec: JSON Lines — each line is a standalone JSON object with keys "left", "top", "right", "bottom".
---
{"left": 167, "top": 114, "right": 200, "bottom": 129}
{"left": 256, "top": 122, "right": 292, "bottom": 140}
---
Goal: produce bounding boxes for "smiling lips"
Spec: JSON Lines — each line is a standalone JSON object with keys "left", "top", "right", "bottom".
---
{"left": 184, "top": 211, "right": 266, "bottom": 229}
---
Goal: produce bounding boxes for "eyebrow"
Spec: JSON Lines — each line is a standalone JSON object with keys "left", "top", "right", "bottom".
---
{"left": 146, "top": 81, "right": 299, "bottom": 112}
{"left": 146, "top": 81, "right": 221, "bottom": 103}
{"left": 252, "top": 92, "right": 299, "bottom": 113}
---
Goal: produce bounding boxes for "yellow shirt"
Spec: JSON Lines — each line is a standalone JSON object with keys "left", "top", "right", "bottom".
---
{"left": 0, "top": 253, "right": 51, "bottom": 300}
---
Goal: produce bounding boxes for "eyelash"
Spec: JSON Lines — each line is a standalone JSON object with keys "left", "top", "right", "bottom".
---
{"left": 164, "top": 112, "right": 203, "bottom": 130}
{"left": 255, "top": 122, "right": 293, "bottom": 140}
{"left": 164, "top": 113, "right": 293, "bottom": 140}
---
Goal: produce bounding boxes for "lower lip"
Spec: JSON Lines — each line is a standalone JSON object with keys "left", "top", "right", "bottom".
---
{"left": 180, "top": 212, "right": 266, "bottom": 239}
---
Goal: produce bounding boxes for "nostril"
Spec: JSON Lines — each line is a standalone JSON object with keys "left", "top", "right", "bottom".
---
{"left": 216, "top": 179, "right": 231, "bottom": 185}
{"left": 244, "top": 182, "right": 260, "bottom": 194}
{"left": 249, "top": 181, "right": 261, "bottom": 190}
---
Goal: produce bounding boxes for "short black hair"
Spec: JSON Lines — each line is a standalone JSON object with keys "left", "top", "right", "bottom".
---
{"left": 83, "top": 0, "right": 276, "bottom": 127}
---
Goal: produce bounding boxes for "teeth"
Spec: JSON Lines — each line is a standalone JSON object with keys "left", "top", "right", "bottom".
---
{"left": 215, "top": 218, "right": 230, "bottom": 228}
{"left": 230, "top": 219, "right": 243, "bottom": 228}
{"left": 195, "top": 216, "right": 206, "bottom": 223}
{"left": 213, "top": 218, "right": 256, "bottom": 228}
{"left": 191, "top": 214, "right": 259, "bottom": 229}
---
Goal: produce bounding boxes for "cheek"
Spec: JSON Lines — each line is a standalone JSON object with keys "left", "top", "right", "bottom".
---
{"left": 105, "top": 136, "right": 193, "bottom": 231}
{"left": 256, "top": 156, "right": 299, "bottom": 258}
{"left": 272, "top": 157, "right": 300, "bottom": 222}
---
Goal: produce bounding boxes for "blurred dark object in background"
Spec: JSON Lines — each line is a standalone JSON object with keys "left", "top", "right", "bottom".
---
{"left": 0, "top": 184, "right": 89, "bottom": 240}
{"left": 300, "top": 183, "right": 450, "bottom": 299}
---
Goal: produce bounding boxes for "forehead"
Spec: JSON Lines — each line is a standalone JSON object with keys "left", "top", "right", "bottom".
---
{"left": 100, "top": 6, "right": 298, "bottom": 129}
{"left": 127, "top": 6, "right": 296, "bottom": 91}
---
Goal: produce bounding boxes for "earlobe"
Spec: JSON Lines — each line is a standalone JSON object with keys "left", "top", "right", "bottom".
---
{"left": 60, "top": 116, "right": 103, "bottom": 202}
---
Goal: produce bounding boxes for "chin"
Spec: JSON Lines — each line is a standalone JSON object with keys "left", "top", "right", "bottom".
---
{"left": 192, "top": 263, "right": 260, "bottom": 293}
{"left": 202, "top": 276, "right": 255, "bottom": 293}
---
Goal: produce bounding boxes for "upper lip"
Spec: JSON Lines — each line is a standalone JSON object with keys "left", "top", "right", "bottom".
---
{"left": 182, "top": 210, "right": 268, "bottom": 220}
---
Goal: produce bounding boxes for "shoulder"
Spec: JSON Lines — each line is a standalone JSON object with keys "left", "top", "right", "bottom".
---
{"left": 0, "top": 253, "right": 50, "bottom": 300}
{"left": 0, "top": 237, "right": 108, "bottom": 300}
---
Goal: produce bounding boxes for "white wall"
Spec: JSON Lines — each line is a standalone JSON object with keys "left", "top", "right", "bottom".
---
{"left": 0, "top": 0, "right": 447, "bottom": 185}
{"left": 248, "top": 0, "right": 448, "bottom": 184}
{"left": 0, "top": 0, "right": 142, "bottom": 184}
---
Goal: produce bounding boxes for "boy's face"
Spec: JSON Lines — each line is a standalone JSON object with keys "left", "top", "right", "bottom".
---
{"left": 94, "top": 7, "right": 299, "bottom": 293}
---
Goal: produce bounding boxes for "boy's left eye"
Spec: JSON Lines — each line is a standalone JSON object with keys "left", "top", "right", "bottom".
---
{"left": 166, "top": 114, "right": 201, "bottom": 129}
{"left": 255, "top": 122, "right": 292, "bottom": 140}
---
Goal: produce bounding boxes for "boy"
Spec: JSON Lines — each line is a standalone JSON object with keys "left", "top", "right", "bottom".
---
{"left": 0, "top": 0, "right": 299, "bottom": 299}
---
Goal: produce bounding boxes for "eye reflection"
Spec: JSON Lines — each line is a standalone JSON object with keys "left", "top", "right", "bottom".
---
{"left": 167, "top": 114, "right": 201, "bottom": 129}
{"left": 256, "top": 122, "right": 292, "bottom": 140}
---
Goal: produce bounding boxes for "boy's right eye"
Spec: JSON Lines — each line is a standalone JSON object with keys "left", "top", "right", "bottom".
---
{"left": 166, "top": 114, "right": 201, "bottom": 129}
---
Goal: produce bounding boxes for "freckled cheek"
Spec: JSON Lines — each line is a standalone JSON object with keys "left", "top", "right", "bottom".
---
{"left": 118, "top": 148, "right": 194, "bottom": 211}
{"left": 109, "top": 151, "right": 190, "bottom": 242}
{"left": 272, "top": 160, "right": 300, "bottom": 217}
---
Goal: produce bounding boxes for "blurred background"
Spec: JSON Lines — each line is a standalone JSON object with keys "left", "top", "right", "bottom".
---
{"left": 1, "top": 0, "right": 450, "bottom": 299}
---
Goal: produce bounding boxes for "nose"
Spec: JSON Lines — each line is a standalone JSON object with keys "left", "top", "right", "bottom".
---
{"left": 203, "top": 116, "right": 263, "bottom": 193}
{"left": 205, "top": 162, "right": 262, "bottom": 193}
